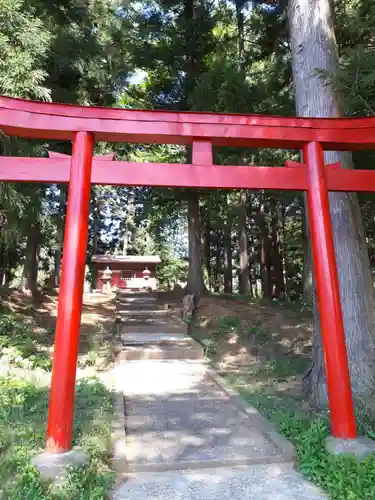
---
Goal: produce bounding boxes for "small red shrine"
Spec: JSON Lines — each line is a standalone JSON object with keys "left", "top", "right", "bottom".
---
{"left": 92, "top": 254, "right": 160, "bottom": 291}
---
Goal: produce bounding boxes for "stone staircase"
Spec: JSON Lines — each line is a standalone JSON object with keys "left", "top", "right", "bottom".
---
{"left": 115, "top": 289, "right": 203, "bottom": 361}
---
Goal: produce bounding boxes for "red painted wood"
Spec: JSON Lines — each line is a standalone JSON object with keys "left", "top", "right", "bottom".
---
{"left": 304, "top": 141, "right": 356, "bottom": 439}
{"left": 285, "top": 160, "right": 341, "bottom": 169}
{"left": 2, "top": 95, "right": 375, "bottom": 149}
{"left": 48, "top": 151, "right": 114, "bottom": 161}
{"left": 0, "top": 157, "right": 308, "bottom": 189}
{"left": 0, "top": 95, "right": 369, "bottom": 445}
{"left": 2, "top": 156, "right": 375, "bottom": 192}
{"left": 192, "top": 140, "right": 213, "bottom": 165}
{"left": 46, "top": 131, "right": 94, "bottom": 452}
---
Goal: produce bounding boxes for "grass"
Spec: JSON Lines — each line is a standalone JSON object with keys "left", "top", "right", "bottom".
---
{"left": 0, "top": 376, "right": 115, "bottom": 499}
{"left": 0, "top": 307, "right": 115, "bottom": 499}
{"left": 192, "top": 311, "right": 375, "bottom": 500}
{"left": 0, "top": 310, "right": 53, "bottom": 371}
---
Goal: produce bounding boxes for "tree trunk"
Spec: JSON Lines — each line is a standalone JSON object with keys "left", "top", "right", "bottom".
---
{"left": 52, "top": 187, "right": 66, "bottom": 288}
{"left": 214, "top": 231, "right": 221, "bottom": 293}
{"left": 238, "top": 190, "right": 250, "bottom": 294}
{"left": 187, "top": 191, "right": 206, "bottom": 294}
{"left": 259, "top": 202, "right": 272, "bottom": 299}
{"left": 271, "top": 198, "right": 285, "bottom": 298}
{"left": 204, "top": 216, "right": 212, "bottom": 292}
{"left": 91, "top": 188, "right": 100, "bottom": 289}
{"left": 22, "top": 223, "right": 41, "bottom": 292}
{"left": 282, "top": 204, "right": 290, "bottom": 299}
{"left": 302, "top": 195, "right": 313, "bottom": 303}
{"left": 235, "top": 0, "right": 245, "bottom": 67}
{"left": 289, "top": 0, "right": 375, "bottom": 406}
{"left": 223, "top": 222, "right": 233, "bottom": 294}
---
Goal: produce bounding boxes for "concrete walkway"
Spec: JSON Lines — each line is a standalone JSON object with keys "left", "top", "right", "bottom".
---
{"left": 112, "top": 292, "right": 327, "bottom": 499}
{"left": 114, "top": 464, "right": 326, "bottom": 500}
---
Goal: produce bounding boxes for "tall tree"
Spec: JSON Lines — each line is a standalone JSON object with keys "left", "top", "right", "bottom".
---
{"left": 288, "top": 0, "right": 375, "bottom": 406}
{"left": 238, "top": 190, "right": 251, "bottom": 294}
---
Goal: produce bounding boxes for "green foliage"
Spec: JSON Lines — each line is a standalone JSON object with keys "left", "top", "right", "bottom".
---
{"left": 247, "top": 396, "right": 375, "bottom": 500}
{"left": 0, "top": 311, "right": 52, "bottom": 370}
{"left": 218, "top": 315, "right": 241, "bottom": 333}
{"left": 0, "top": 0, "right": 51, "bottom": 100}
{"left": 247, "top": 323, "right": 272, "bottom": 343}
{"left": 0, "top": 376, "right": 115, "bottom": 499}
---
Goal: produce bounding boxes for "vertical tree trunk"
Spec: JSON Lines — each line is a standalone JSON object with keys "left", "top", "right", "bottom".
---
{"left": 235, "top": 0, "right": 245, "bottom": 67}
{"left": 204, "top": 216, "right": 212, "bottom": 292}
{"left": 52, "top": 187, "right": 66, "bottom": 288}
{"left": 223, "top": 223, "right": 233, "bottom": 294}
{"left": 22, "top": 223, "right": 41, "bottom": 292}
{"left": 288, "top": 0, "right": 375, "bottom": 405}
{"left": 238, "top": 190, "right": 250, "bottom": 294}
{"left": 214, "top": 231, "right": 222, "bottom": 293}
{"left": 91, "top": 188, "right": 100, "bottom": 289}
{"left": 0, "top": 244, "right": 5, "bottom": 287}
{"left": 259, "top": 202, "right": 272, "bottom": 299}
{"left": 187, "top": 191, "right": 206, "bottom": 294}
{"left": 247, "top": 194, "right": 255, "bottom": 298}
{"left": 302, "top": 197, "right": 313, "bottom": 303}
{"left": 281, "top": 204, "right": 290, "bottom": 299}
{"left": 271, "top": 198, "right": 285, "bottom": 298}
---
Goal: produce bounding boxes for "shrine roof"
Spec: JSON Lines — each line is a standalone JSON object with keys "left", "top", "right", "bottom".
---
{"left": 92, "top": 254, "right": 161, "bottom": 264}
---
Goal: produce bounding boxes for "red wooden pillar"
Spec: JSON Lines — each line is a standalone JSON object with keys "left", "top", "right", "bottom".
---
{"left": 46, "top": 131, "right": 94, "bottom": 452}
{"left": 304, "top": 141, "right": 356, "bottom": 439}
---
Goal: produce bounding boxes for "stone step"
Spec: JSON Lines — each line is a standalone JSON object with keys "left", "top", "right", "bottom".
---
{"left": 121, "top": 333, "right": 193, "bottom": 346}
{"left": 117, "top": 299, "right": 157, "bottom": 307}
{"left": 116, "top": 316, "right": 183, "bottom": 326}
{"left": 117, "top": 291, "right": 156, "bottom": 298}
{"left": 120, "top": 324, "right": 188, "bottom": 335}
{"left": 116, "top": 302, "right": 164, "bottom": 311}
{"left": 117, "top": 309, "right": 170, "bottom": 317}
{"left": 116, "top": 341, "right": 203, "bottom": 361}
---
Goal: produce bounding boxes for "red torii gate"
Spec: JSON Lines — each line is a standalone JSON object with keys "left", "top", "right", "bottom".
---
{"left": 1, "top": 95, "right": 374, "bottom": 453}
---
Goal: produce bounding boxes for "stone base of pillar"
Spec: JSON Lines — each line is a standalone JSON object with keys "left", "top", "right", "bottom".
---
{"left": 31, "top": 448, "right": 87, "bottom": 488}
{"left": 326, "top": 436, "right": 375, "bottom": 460}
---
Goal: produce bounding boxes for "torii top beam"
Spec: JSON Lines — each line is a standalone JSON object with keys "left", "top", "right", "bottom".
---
{"left": 1, "top": 96, "right": 375, "bottom": 150}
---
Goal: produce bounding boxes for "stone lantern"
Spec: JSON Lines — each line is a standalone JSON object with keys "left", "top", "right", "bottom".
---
{"left": 101, "top": 266, "right": 112, "bottom": 294}
{"left": 142, "top": 266, "right": 151, "bottom": 289}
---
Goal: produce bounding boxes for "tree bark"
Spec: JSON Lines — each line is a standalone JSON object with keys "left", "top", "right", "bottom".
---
{"left": 288, "top": 0, "right": 375, "bottom": 406}
{"left": 247, "top": 194, "right": 255, "bottom": 298}
{"left": 238, "top": 190, "right": 250, "bottom": 294}
{"left": 187, "top": 191, "right": 206, "bottom": 294}
{"left": 204, "top": 216, "right": 212, "bottom": 292}
{"left": 259, "top": 202, "right": 272, "bottom": 299}
{"left": 91, "top": 188, "right": 100, "bottom": 289}
{"left": 52, "top": 187, "right": 66, "bottom": 288}
{"left": 223, "top": 220, "right": 233, "bottom": 294}
{"left": 22, "top": 223, "right": 41, "bottom": 292}
{"left": 281, "top": 203, "right": 290, "bottom": 299}
{"left": 271, "top": 198, "right": 285, "bottom": 298}
{"left": 214, "top": 231, "right": 222, "bottom": 293}
{"left": 235, "top": 0, "right": 245, "bottom": 68}
{"left": 302, "top": 204, "right": 313, "bottom": 303}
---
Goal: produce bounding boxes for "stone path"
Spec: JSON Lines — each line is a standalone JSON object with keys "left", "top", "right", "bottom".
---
{"left": 113, "top": 464, "right": 326, "bottom": 500}
{"left": 112, "top": 290, "right": 327, "bottom": 499}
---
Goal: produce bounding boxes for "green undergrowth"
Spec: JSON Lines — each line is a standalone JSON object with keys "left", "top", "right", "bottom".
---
{"left": 0, "top": 306, "right": 115, "bottom": 499}
{"left": 0, "top": 309, "right": 53, "bottom": 371}
{"left": 192, "top": 310, "right": 375, "bottom": 500}
{"left": 214, "top": 292, "right": 312, "bottom": 314}
{"left": 0, "top": 376, "right": 115, "bottom": 499}
{"left": 239, "top": 388, "right": 375, "bottom": 500}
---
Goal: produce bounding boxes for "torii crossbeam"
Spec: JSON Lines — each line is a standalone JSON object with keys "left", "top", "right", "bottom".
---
{"left": 1, "top": 95, "right": 375, "bottom": 453}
